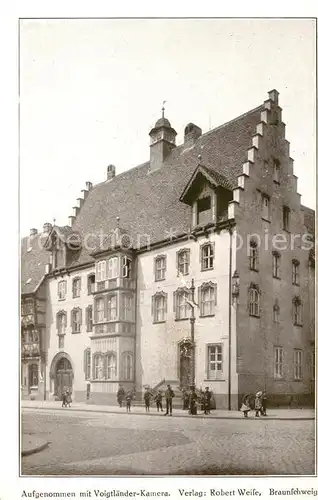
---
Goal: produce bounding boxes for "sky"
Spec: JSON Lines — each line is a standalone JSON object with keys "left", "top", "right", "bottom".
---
{"left": 20, "top": 18, "right": 316, "bottom": 236}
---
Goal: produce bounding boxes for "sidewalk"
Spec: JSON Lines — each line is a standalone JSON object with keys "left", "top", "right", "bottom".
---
{"left": 22, "top": 433, "right": 49, "bottom": 456}
{"left": 21, "top": 400, "right": 315, "bottom": 420}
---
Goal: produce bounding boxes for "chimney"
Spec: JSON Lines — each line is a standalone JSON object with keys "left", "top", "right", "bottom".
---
{"left": 30, "top": 228, "right": 38, "bottom": 238}
{"left": 184, "top": 123, "right": 202, "bottom": 148}
{"left": 43, "top": 222, "right": 53, "bottom": 234}
{"left": 69, "top": 215, "right": 75, "bottom": 227}
{"left": 86, "top": 181, "right": 93, "bottom": 191}
{"left": 107, "top": 164, "right": 116, "bottom": 181}
{"left": 268, "top": 89, "right": 279, "bottom": 104}
{"left": 45, "top": 263, "right": 51, "bottom": 274}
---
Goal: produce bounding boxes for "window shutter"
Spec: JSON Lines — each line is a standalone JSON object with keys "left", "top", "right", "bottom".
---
{"left": 84, "top": 350, "right": 87, "bottom": 379}
{"left": 151, "top": 295, "right": 154, "bottom": 316}
{"left": 173, "top": 291, "right": 176, "bottom": 313}
{"left": 164, "top": 293, "right": 168, "bottom": 313}
{"left": 103, "top": 355, "right": 107, "bottom": 379}
{"left": 198, "top": 286, "right": 202, "bottom": 312}
{"left": 79, "top": 308, "right": 82, "bottom": 327}
{"left": 85, "top": 307, "right": 89, "bottom": 329}
{"left": 104, "top": 295, "right": 108, "bottom": 320}
{"left": 214, "top": 284, "right": 217, "bottom": 306}
{"left": 71, "top": 310, "right": 74, "bottom": 332}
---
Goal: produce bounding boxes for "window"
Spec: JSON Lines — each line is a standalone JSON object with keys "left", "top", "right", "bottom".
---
{"left": 72, "top": 277, "right": 81, "bottom": 298}
{"left": 201, "top": 243, "right": 214, "bottom": 271}
{"left": 58, "top": 280, "right": 67, "bottom": 300}
{"left": 283, "top": 205, "right": 290, "bottom": 231}
{"left": 249, "top": 240, "right": 259, "bottom": 271}
{"left": 200, "top": 283, "right": 217, "bottom": 317}
{"left": 207, "top": 344, "right": 223, "bottom": 380}
{"left": 123, "top": 294, "right": 133, "bottom": 321}
{"left": 86, "top": 306, "right": 93, "bottom": 332}
{"left": 249, "top": 285, "right": 260, "bottom": 317}
{"left": 71, "top": 308, "right": 82, "bottom": 333}
{"left": 96, "top": 261, "right": 106, "bottom": 282}
{"left": 177, "top": 249, "right": 190, "bottom": 276}
{"left": 292, "top": 260, "right": 300, "bottom": 286}
{"left": 105, "top": 354, "right": 116, "bottom": 380}
{"left": 293, "top": 297, "right": 303, "bottom": 326}
{"left": 95, "top": 297, "right": 105, "bottom": 323}
{"left": 29, "top": 364, "right": 38, "bottom": 387}
{"left": 123, "top": 352, "right": 133, "bottom": 381}
{"left": 261, "top": 194, "right": 270, "bottom": 221}
{"left": 154, "top": 255, "right": 166, "bottom": 281}
{"left": 56, "top": 311, "right": 67, "bottom": 335}
{"left": 107, "top": 294, "right": 117, "bottom": 321}
{"left": 84, "top": 348, "right": 91, "bottom": 380}
{"left": 272, "top": 252, "right": 281, "bottom": 279}
{"left": 153, "top": 292, "right": 167, "bottom": 323}
{"left": 273, "top": 159, "right": 280, "bottom": 183}
{"left": 197, "top": 196, "right": 211, "bottom": 225}
{"left": 122, "top": 256, "right": 132, "bottom": 278}
{"left": 94, "top": 354, "right": 104, "bottom": 380}
{"left": 175, "top": 289, "right": 190, "bottom": 320}
{"left": 274, "top": 347, "right": 283, "bottom": 379}
{"left": 294, "top": 349, "right": 302, "bottom": 380}
{"left": 58, "top": 335, "right": 64, "bottom": 349}
{"left": 108, "top": 257, "right": 119, "bottom": 279}
{"left": 23, "top": 300, "right": 34, "bottom": 315}
{"left": 273, "top": 301, "right": 280, "bottom": 323}
{"left": 87, "top": 274, "right": 95, "bottom": 295}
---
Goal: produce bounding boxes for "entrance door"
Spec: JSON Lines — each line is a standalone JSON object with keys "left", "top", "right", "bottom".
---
{"left": 55, "top": 358, "right": 73, "bottom": 400}
{"left": 179, "top": 342, "right": 192, "bottom": 389}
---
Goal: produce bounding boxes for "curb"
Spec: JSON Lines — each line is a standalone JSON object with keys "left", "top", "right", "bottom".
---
{"left": 22, "top": 406, "right": 314, "bottom": 421}
{"left": 22, "top": 440, "right": 50, "bottom": 457}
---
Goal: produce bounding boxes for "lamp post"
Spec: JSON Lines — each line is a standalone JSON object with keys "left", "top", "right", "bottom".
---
{"left": 189, "top": 278, "right": 196, "bottom": 388}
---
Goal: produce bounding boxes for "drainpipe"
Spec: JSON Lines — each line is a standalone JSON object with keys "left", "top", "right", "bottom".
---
{"left": 228, "top": 224, "right": 233, "bottom": 410}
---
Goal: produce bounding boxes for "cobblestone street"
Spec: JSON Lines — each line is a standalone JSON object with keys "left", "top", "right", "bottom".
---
{"left": 21, "top": 408, "right": 315, "bottom": 476}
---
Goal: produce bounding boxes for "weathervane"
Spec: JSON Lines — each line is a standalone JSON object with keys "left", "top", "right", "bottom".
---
{"left": 162, "top": 100, "right": 167, "bottom": 118}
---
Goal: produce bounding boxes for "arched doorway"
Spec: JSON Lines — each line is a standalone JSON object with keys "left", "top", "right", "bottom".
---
{"left": 54, "top": 357, "right": 73, "bottom": 400}
{"left": 179, "top": 339, "right": 193, "bottom": 389}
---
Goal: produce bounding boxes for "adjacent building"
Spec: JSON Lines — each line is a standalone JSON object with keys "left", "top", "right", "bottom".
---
{"left": 21, "top": 90, "right": 315, "bottom": 408}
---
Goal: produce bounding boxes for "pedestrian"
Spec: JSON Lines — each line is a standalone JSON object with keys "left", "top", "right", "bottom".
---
{"left": 144, "top": 388, "right": 152, "bottom": 412}
{"left": 240, "top": 393, "right": 251, "bottom": 418}
{"left": 117, "top": 385, "right": 125, "bottom": 408}
{"left": 61, "top": 387, "right": 67, "bottom": 408}
{"left": 66, "top": 388, "right": 72, "bottom": 408}
{"left": 210, "top": 389, "right": 216, "bottom": 411}
{"left": 189, "top": 386, "right": 198, "bottom": 415}
{"left": 126, "top": 391, "right": 132, "bottom": 413}
{"left": 203, "top": 387, "right": 211, "bottom": 415}
{"left": 261, "top": 390, "right": 268, "bottom": 416}
{"left": 182, "top": 389, "right": 190, "bottom": 411}
{"left": 255, "top": 391, "right": 262, "bottom": 417}
{"left": 199, "top": 388, "right": 205, "bottom": 412}
{"left": 154, "top": 391, "right": 163, "bottom": 412}
{"left": 164, "top": 384, "right": 175, "bottom": 416}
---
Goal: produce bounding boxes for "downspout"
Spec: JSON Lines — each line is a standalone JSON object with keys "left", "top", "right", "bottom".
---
{"left": 228, "top": 224, "right": 233, "bottom": 410}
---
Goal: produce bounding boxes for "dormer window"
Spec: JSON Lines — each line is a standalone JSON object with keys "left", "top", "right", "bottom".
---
{"left": 197, "top": 196, "right": 211, "bottom": 225}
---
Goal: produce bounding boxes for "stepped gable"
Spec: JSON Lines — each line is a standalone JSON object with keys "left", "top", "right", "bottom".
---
{"left": 21, "top": 233, "right": 49, "bottom": 295}
{"left": 72, "top": 105, "right": 264, "bottom": 265}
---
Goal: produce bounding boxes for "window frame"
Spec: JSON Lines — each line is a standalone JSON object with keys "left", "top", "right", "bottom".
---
{"left": 274, "top": 346, "right": 283, "bottom": 379}
{"left": 293, "top": 297, "right": 303, "bottom": 326}
{"left": 105, "top": 353, "right": 117, "bottom": 380}
{"left": 175, "top": 288, "right": 190, "bottom": 320}
{"left": 154, "top": 255, "right": 167, "bottom": 282}
{"left": 87, "top": 273, "right": 95, "bottom": 295}
{"left": 292, "top": 260, "right": 300, "bottom": 286}
{"left": 273, "top": 159, "right": 280, "bottom": 184}
{"left": 261, "top": 193, "right": 271, "bottom": 221}
{"left": 72, "top": 277, "right": 81, "bottom": 298}
{"left": 122, "top": 352, "right": 133, "bottom": 381}
{"left": 273, "top": 301, "right": 280, "bottom": 323}
{"left": 249, "top": 240, "right": 259, "bottom": 271}
{"left": 106, "top": 293, "right": 118, "bottom": 321}
{"left": 71, "top": 307, "right": 82, "bottom": 334}
{"left": 199, "top": 282, "right": 217, "bottom": 317}
{"left": 249, "top": 284, "right": 260, "bottom": 317}
{"left": 207, "top": 344, "right": 223, "bottom": 380}
{"left": 123, "top": 293, "right": 133, "bottom": 321}
{"left": 56, "top": 310, "right": 67, "bottom": 335}
{"left": 293, "top": 349, "right": 303, "bottom": 380}
{"left": 86, "top": 305, "right": 93, "bottom": 332}
{"left": 58, "top": 280, "right": 67, "bottom": 301}
{"left": 96, "top": 260, "right": 106, "bottom": 282}
{"left": 93, "top": 353, "right": 104, "bottom": 380}
{"left": 84, "top": 348, "right": 91, "bottom": 380}
{"left": 283, "top": 205, "right": 290, "bottom": 232}
{"left": 177, "top": 249, "right": 190, "bottom": 276}
{"left": 272, "top": 252, "right": 281, "bottom": 279}
{"left": 153, "top": 292, "right": 167, "bottom": 323}
{"left": 201, "top": 243, "right": 215, "bottom": 271}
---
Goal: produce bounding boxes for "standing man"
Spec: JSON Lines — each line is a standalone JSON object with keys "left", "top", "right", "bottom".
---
{"left": 203, "top": 387, "right": 212, "bottom": 415}
{"left": 117, "top": 385, "right": 125, "bottom": 408}
{"left": 154, "top": 391, "right": 163, "bottom": 412}
{"left": 144, "top": 388, "right": 152, "bottom": 412}
{"left": 164, "top": 384, "right": 175, "bottom": 416}
{"left": 261, "top": 390, "right": 268, "bottom": 416}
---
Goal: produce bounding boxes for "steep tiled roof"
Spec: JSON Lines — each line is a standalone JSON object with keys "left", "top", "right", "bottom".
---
{"left": 71, "top": 105, "right": 264, "bottom": 264}
{"left": 21, "top": 233, "right": 50, "bottom": 295}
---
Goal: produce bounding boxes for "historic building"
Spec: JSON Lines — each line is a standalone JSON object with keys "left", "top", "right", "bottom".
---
{"left": 21, "top": 90, "right": 315, "bottom": 408}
